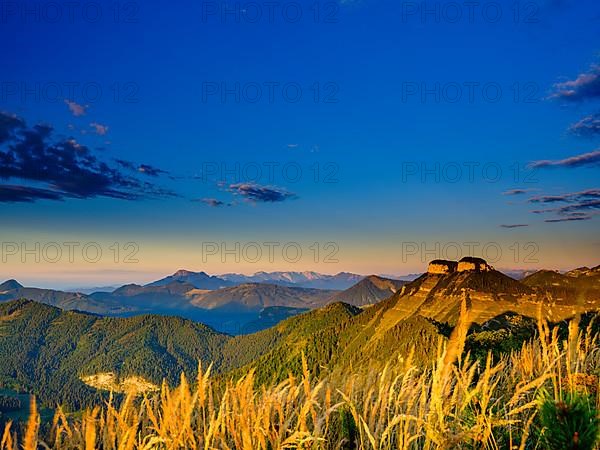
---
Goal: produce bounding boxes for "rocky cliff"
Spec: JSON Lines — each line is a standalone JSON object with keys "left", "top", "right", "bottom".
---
{"left": 428, "top": 257, "right": 492, "bottom": 274}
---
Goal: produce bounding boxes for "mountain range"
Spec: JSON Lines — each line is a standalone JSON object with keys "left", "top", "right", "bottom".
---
{"left": 0, "top": 273, "right": 403, "bottom": 333}
{"left": 149, "top": 270, "right": 364, "bottom": 290}
{"left": 2, "top": 261, "right": 599, "bottom": 335}
{"left": 3, "top": 258, "right": 599, "bottom": 411}
{"left": 0, "top": 279, "right": 128, "bottom": 315}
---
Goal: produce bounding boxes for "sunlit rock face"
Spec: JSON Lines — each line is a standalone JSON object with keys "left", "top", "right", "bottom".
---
{"left": 427, "top": 260, "right": 458, "bottom": 274}
{"left": 427, "top": 257, "right": 492, "bottom": 274}
{"left": 457, "top": 257, "right": 491, "bottom": 272}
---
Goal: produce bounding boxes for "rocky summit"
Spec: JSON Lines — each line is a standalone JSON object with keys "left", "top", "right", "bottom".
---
{"left": 428, "top": 257, "right": 492, "bottom": 274}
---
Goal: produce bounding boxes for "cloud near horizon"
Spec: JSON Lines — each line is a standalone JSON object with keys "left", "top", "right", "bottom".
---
{"left": 529, "top": 189, "right": 600, "bottom": 204}
{"left": 529, "top": 189, "right": 600, "bottom": 222}
{"left": 0, "top": 112, "right": 176, "bottom": 203}
{"left": 544, "top": 216, "right": 592, "bottom": 223}
{"left": 500, "top": 224, "right": 529, "bottom": 228}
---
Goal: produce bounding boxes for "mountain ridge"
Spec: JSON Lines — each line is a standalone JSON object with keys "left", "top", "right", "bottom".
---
{"left": 2, "top": 257, "right": 600, "bottom": 411}
{"left": 2, "top": 259, "right": 599, "bottom": 335}
{"left": 188, "top": 282, "right": 337, "bottom": 310}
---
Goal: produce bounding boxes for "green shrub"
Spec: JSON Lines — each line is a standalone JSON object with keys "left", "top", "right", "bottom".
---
{"left": 538, "top": 390, "right": 600, "bottom": 450}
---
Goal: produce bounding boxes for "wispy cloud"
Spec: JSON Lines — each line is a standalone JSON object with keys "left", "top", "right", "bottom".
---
{"left": 502, "top": 188, "right": 538, "bottom": 196}
{"left": 529, "top": 149, "right": 600, "bottom": 168}
{"left": 196, "top": 198, "right": 227, "bottom": 207}
{"left": 568, "top": 113, "right": 600, "bottom": 137}
{"left": 500, "top": 224, "right": 529, "bottom": 228}
{"left": 64, "top": 99, "right": 88, "bottom": 117}
{"left": 529, "top": 189, "right": 600, "bottom": 203}
{"left": 227, "top": 183, "right": 296, "bottom": 203}
{"left": 545, "top": 216, "right": 592, "bottom": 223}
{"left": 115, "top": 160, "right": 169, "bottom": 177}
{"left": 138, "top": 164, "right": 169, "bottom": 177}
{"left": 90, "top": 122, "right": 109, "bottom": 136}
{"left": 0, "top": 184, "right": 65, "bottom": 203}
{"left": 528, "top": 188, "right": 600, "bottom": 222}
{"left": 556, "top": 200, "right": 600, "bottom": 213}
{"left": 550, "top": 64, "right": 600, "bottom": 102}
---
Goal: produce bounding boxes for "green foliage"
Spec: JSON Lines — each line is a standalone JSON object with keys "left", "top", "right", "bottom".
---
{"left": 465, "top": 313, "right": 538, "bottom": 360}
{"left": 324, "top": 407, "right": 358, "bottom": 450}
{"left": 0, "top": 394, "right": 21, "bottom": 411}
{"left": 538, "top": 390, "right": 600, "bottom": 450}
{"left": 221, "top": 300, "right": 442, "bottom": 387}
{"left": 339, "top": 408, "right": 358, "bottom": 450}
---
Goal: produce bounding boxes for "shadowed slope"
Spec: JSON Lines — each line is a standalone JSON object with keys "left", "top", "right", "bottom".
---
{"left": 326, "top": 275, "right": 407, "bottom": 306}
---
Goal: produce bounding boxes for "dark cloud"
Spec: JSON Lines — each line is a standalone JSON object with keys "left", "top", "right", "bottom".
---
{"left": 500, "top": 224, "right": 529, "bottom": 228}
{"left": 529, "top": 189, "right": 600, "bottom": 222}
{"left": 557, "top": 199, "right": 600, "bottom": 213}
{"left": 0, "top": 112, "right": 176, "bottom": 203}
{"left": 529, "top": 149, "right": 600, "bottom": 168}
{"left": 115, "top": 159, "right": 169, "bottom": 177}
{"left": 529, "top": 189, "right": 600, "bottom": 223}
{"left": 529, "top": 189, "right": 600, "bottom": 204}
{"left": 545, "top": 216, "right": 592, "bottom": 223}
{"left": 196, "top": 198, "right": 226, "bottom": 207}
{"left": 0, "top": 112, "right": 25, "bottom": 144}
{"left": 114, "top": 159, "right": 137, "bottom": 171}
{"left": 568, "top": 113, "right": 600, "bottom": 137}
{"left": 0, "top": 185, "right": 65, "bottom": 203}
{"left": 502, "top": 188, "right": 537, "bottom": 196}
{"left": 227, "top": 183, "right": 296, "bottom": 203}
{"left": 550, "top": 64, "right": 600, "bottom": 102}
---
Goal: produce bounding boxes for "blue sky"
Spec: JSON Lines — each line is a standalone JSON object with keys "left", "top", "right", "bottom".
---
{"left": 1, "top": 0, "right": 599, "bottom": 287}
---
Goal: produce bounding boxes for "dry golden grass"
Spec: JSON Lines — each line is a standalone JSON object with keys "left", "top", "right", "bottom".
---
{"left": 2, "top": 311, "right": 599, "bottom": 449}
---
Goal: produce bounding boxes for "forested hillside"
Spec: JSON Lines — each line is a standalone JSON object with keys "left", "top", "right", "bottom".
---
{"left": 0, "top": 300, "right": 227, "bottom": 409}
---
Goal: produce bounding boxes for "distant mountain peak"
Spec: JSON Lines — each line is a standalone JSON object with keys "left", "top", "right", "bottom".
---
{"left": 173, "top": 269, "right": 207, "bottom": 277}
{"left": 326, "top": 275, "right": 407, "bottom": 307}
{"left": 0, "top": 279, "right": 23, "bottom": 290}
{"left": 219, "top": 271, "right": 363, "bottom": 290}
{"left": 174, "top": 269, "right": 194, "bottom": 276}
{"left": 146, "top": 270, "right": 231, "bottom": 290}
